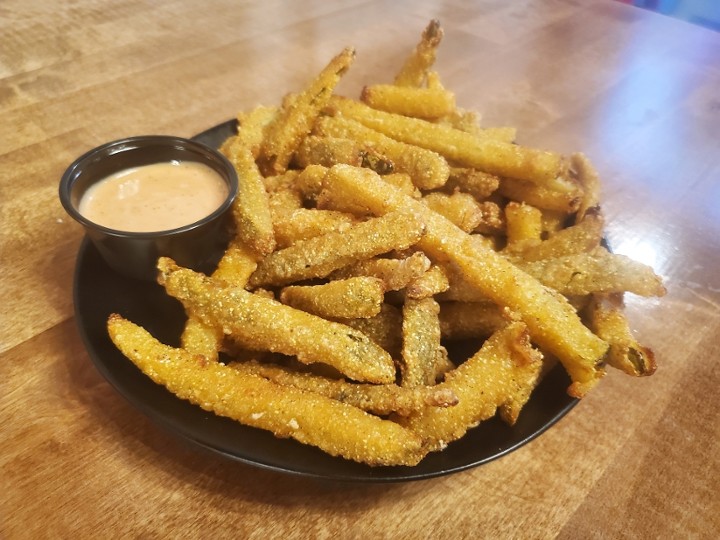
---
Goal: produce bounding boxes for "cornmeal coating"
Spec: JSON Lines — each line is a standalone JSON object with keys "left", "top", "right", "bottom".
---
{"left": 108, "top": 315, "right": 425, "bottom": 466}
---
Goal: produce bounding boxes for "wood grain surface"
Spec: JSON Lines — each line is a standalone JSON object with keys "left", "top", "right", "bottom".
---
{"left": 2, "top": 0, "right": 719, "bottom": 537}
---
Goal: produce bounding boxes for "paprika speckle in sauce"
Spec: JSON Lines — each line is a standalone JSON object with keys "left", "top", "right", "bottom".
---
{"left": 78, "top": 161, "right": 229, "bottom": 232}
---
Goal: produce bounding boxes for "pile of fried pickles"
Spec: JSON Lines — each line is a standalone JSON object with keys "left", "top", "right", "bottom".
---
{"left": 108, "top": 21, "right": 665, "bottom": 467}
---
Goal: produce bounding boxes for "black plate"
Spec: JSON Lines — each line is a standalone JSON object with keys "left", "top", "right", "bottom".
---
{"left": 73, "top": 121, "right": 578, "bottom": 482}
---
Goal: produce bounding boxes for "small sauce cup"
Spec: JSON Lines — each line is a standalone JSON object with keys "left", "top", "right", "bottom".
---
{"left": 60, "top": 135, "right": 238, "bottom": 281}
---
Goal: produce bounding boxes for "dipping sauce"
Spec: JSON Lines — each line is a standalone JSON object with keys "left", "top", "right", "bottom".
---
{"left": 78, "top": 161, "right": 229, "bottom": 232}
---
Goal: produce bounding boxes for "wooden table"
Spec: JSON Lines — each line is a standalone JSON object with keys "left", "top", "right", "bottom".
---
{"left": 3, "top": 0, "right": 719, "bottom": 537}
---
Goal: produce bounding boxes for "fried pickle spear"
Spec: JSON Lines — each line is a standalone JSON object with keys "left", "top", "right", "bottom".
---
{"left": 337, "top": 303, "right": 404, "bottom": 358}
{"left": 248, "top": 209, "right": 426, "bottom": 288}
{"left": 180, "top": 236, "right": 260, "bottom": 361}
{"left": 401, "top": 297, "right": 443, "bottom": 387}
{"left": 572, "top": 152, "right": 601, "bottom": 222}
{"left": 405, "top": 265, "right": 450, "bottom": 300}
{"left": 314, "top": 115, "right": 450, "bottom": 190}
{"left": 444, "top": 167, "right": 500, "bottom": 200}
{"left": 280, "top": 276, "right": 385, "bottom": 319}
{"left": 257, "top": 47, "right": 355, "bottom": 175}
{"left": 225, "top": 128, "right": 276, "bottom": 256}
{"left": 518, "top": 247, "right": 667, "bottom": 297}
{"left": 329, "top": 252, "right": 431, "bottom": 291}
{"left": 400, "top": 322, "right": 543, "bottom": 450}
{"left": 158, "top": 258, "right": 396, "bottom": 384}
{"left": 232, "top": 105, "right": 278, "bottom": 157}
{"left": 330, "top": 97, "right": 548, "bottom": 182}
{"left": 212, "top": 240, "right": 260, "bottom": 286}
{"left": 504, "top": 201, "right": 543, "bottom": 252}
{"left": 394, "top": 19, "right": 443, "bottom": 87}
{"left": 234, "top": 360, "right": 458, "bottom": 417}
{"left": 498, "top": 176, "right": 582, "bottom": 214}
{"left": 107, "top": 315, "right": 424, "bottom": 466}
{"left": 510, "top": 208, "right": 604, "bottom": 261}
{"left": 422, "top": 192, "right": 484, "bottom": 233}
{"left": 272, "top": 207, "right": 355, "bottom": 248}
{"left": 439, "top": 301, "right": 509, "bottom": 340}
{"left": 317, "top": 164, "right": 609, "bottom": 397}
{"left": 361, "top": 84, "right": 456, "bottom": 119}
{"left": 586, "top": 294, "right": 657, "bottom": 376}
{"left": 180, "top": 319, "right": 224, "bottom": 362}
{"left": 294, "top": 135, "right": 395, "bottom": 174}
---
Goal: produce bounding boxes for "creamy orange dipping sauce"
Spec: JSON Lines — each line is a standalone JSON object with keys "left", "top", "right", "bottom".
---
{"left": 78, "top": 161, "right": 229, "bottom": 232}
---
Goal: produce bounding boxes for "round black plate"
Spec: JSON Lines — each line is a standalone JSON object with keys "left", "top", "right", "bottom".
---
{"left": 73, "top": 121, "right": 578, "bottom": 482}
